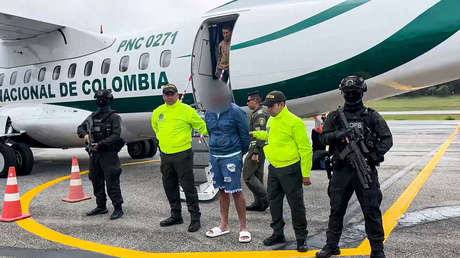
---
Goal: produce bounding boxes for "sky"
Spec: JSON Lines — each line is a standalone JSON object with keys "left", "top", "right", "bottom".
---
{"left": 0, "top": 0, "right": 229, "bottom": 35}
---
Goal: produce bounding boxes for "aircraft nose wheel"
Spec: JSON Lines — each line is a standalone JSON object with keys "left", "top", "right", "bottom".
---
{"left": 0, "top": 144, "right": 17, "bottom": 178}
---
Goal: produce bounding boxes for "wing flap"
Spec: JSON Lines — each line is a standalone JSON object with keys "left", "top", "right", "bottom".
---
{"left": 0, "top": 12, "right": 64, "bottom": 40}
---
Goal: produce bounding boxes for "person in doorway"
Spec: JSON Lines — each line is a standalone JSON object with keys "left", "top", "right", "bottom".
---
{"left": 215, "top": 26, "right": 232, "bottom": 83}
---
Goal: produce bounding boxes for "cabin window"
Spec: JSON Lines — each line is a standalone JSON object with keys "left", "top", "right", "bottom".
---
{"left": 24, "top": 69, "right": 31, "bottom": 83}
{"left": 10, "top": 71, "right": 17, "bottom": 85}
{"left": 68, "top": 63, "right": 77, "bottom": 79}
{"left": 0, "top": 74, "right": 3, "bottom": 86}
{"left": 53, "top": 66, "right": 61, "bottom": 80}
{"left": 84, "top": 61, "right": 93, "bottom": 76}
{"left": 139, "top": 53, "right": 150, "bottom": 70}
{"left": 101, "top": 58, "right": 111, "bottom": 74}
{"left": 120, "top": 56, "right": 129, "bottom": 72}
{"left": 160, "top": 50, "right": 171, "bottom": 68}
{"left": 38, "top": 67, "right": 46, "bottom": 82}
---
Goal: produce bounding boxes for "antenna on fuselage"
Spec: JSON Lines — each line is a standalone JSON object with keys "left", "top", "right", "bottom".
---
{"left": 100, "top": 24, "right": 103, "bottom": 34}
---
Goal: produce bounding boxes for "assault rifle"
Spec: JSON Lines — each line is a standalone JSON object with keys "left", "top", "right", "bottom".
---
{"left": 337, "top": 108, "right": 373, "bottom": 189}
{"left": 85, "top": 117, "right": 97, "bottom": 157}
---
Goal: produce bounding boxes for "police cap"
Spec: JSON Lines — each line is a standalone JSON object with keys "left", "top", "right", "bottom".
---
{"left": 263, "top": 91, "right": 286, "bottom": 106}
{"left": 162, "top": 84, "right": 178, "bottom": 94}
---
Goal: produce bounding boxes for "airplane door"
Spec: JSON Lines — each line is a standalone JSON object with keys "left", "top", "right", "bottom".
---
{"left": 191, "top": 15, "right": 238, "bottom": 109}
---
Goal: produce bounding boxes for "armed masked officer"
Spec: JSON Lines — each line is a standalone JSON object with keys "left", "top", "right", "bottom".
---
{"left": 316, "top": 76, "right": 393, "bottom": 258}
{"left": 77, "top": 89, "right": 125, "bottom": 220}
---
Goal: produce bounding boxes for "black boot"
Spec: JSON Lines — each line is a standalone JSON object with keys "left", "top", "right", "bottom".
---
{"left": 110, "top": 205, "right": 124, "bottom": 220}
{"left": 263, "top": 233, "right": 286, "bottom": 246}
{"left": 316, "top": 245, "right": 340, "bottom": 258}
{"left": 188, "top": 220, "right": 201, "bottom": 232}
{"left": 370, "top": 241, "right": 385, "bottom": 258}
{"left": 246, "top": 202, "right": 261, "bottom": 211}
{"left": 296, "top": 239, "right": 308, "bottom": 252}
{"left": 160, "top": 216, "right": 184, "bottom": 227}
{"left": 86, "top": 206, "right": 108, "bottom": 216}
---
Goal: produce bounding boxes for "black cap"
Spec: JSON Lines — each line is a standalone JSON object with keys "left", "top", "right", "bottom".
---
{"left": 162, "top": 84, "right": 178, "bottom": 94}
{"left": 94, "top": 89, "right": 113, "bottom": 100}
{"left": 263, "top": 91, "right": 286, "bottom": 106}
{"left": 248, "top": 90, "right": 261, "bottom": 98}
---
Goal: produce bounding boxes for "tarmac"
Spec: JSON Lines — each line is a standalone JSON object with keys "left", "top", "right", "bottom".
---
{"left": 0, "top": 120, "right": 459, "bottom": 258}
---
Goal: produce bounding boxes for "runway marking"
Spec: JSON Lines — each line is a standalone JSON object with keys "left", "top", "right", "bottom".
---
{"left": 357, "top": 124, "right": 460, "bottom": 252}
{"left": 13, "top": 124, "right": 459, "bottom": 257}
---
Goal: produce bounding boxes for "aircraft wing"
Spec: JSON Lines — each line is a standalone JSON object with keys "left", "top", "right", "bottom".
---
{"left": 0, "top": 12, "right": 64, "bottom": 40}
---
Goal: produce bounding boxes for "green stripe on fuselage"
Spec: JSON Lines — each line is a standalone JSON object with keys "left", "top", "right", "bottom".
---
{"left": 231, "top": 0, "right": 371, "bottom": 50}
{"left": 232, "top": 0, "right": 460, "bottom": 107}
{"left": 52, "top": 94, "right": 195, "bottom": 113}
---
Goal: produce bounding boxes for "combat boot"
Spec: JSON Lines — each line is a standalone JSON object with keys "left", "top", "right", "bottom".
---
{"left": 296, "top": 239, "right": 308, "bottom": 252}
{"left": 315, "top": 244, "right": 340, "bottom": 258}
{"left": 370, "top": 240, "right": 385, "bottom": 258}
{"left": 110, "top": 205, "right": 124, "bottom": 220}
{"left": 86, "top": 206, "right": 108, "bottom": 216}
{"left": 263, "top": 233, "right": 286, "bottom": 246}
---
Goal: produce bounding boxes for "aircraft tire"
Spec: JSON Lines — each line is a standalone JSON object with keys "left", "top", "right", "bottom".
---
{"left": 146, "top": 139, "right": 158, "bottom": 157}
{"left": 12, "top": 143, "right": 34, "bottom": 176}
{"left": 0, "top": 144, "right": 18, "bottom": 178}
{"left": 127, "top": 140, "right": 150, "bottom": 159}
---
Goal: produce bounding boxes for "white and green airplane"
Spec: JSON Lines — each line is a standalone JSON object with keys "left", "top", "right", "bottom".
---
{"left": 0, "top": 0, "right": 459, "bottom": 177}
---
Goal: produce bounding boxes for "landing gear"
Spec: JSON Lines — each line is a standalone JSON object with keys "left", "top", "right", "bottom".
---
{"left": 12, "top": 143, "right": 34, "bottom": 176}
{"left": 0, "top": 144, "right": 17, "bottom": 178}
{"left": 127, "top": 139, "right": 158, "bottom": 159}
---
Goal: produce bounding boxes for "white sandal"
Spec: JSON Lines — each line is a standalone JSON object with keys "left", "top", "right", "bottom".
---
{"left": 239, "top": 231, "right": 252, "bottom": 243}
{"left": 206, "top": 227, "right": 230, "bottom": 238}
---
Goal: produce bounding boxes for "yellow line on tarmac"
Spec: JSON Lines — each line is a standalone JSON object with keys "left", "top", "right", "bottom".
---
{"left": 357, "top": 124, "right": 460, "bottom": 252}
{"left": 13, "top": 124, "right": 458, "bottom": 258}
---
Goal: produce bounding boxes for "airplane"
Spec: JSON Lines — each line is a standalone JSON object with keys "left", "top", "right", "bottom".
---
{"left": 0, "top": 0, "right": 459, "bottom": 179}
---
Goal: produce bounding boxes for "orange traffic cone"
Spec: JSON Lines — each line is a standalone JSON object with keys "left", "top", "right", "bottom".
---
{"left": 0, "top": 167, "right": 31, "bottom": 222}
{"left": 62, "top": 157, "right": 91, "bottom": 203}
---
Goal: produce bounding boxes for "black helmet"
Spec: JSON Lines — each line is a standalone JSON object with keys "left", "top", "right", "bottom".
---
{"left": 94, "top": 89, "right": 113, "bottom": 100}
{"left": 339, "top": 75, "right": 367, "bottom": 92}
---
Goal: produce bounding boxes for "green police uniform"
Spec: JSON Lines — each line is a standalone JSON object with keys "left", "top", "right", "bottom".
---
{"left": 243, "top": 106, "right": 269, "bottom": 210}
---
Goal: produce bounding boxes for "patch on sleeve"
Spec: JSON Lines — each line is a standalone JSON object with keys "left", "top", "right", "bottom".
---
{"left": 224, "top": 177, "right": 232, "bottom": 182}
{"left": 226, "top": 163, "right": 236, "bottom": 172}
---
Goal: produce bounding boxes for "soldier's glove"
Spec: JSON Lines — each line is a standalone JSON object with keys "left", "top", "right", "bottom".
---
{"left": 335, "top": 129, "right": 352, "bottom": 142}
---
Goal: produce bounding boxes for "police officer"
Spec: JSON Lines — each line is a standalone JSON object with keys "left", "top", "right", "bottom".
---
{"left": 316, "top": 76, "right": 393, "bottom": 258}
{"left": 77, "top": 89, "right": 125, "bottom": 220}
{"left": 243, "top": 91, "right": 269, "bottom": 211}
{"left": 252, "top": 91, "right": 313, "bottom": 252}
{"left": 151, "top": 84, "right": 208, "bottom": 232}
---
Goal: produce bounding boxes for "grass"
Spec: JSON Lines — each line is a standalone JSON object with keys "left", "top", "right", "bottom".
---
{"left": 382, "top": 115, "right": 460, "bottom": 120}
{"left": 366, "top": 96, "right": 460, "bottom": 111}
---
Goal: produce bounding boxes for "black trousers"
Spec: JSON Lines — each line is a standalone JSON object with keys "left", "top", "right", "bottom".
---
{"left": 267, "top": 162, "right": 307, "bottom": 240}
{"left": 326, "top": 165, "right": 384, "bottom": 247}
{"left": 89, "top": 151, "right": 123, "bottom": 207}
{"left": 243, "top": 151, "right": 268, "bottom": 205}
{"left": 160, "top": 149, "right": 200, "bottom": 221}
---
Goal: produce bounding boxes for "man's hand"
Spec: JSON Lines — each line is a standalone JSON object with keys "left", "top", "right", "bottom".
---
{"left": 92, "top": 143, "right": 99, "bottom": 149}
{"left": 84, "top": 134, "right": 90, "bottom": 143}
{"left": 249, "top": 131, "right": 253, "bottom": 137}
{"left": 251, "top": 154, "right": 259, "bottom": 162}
{"left": 302, "top": 177, "right": 312, "bottom": 186}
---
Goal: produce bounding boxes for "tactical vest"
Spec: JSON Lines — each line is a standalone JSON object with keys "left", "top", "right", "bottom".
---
{"left": 91, "top": 112, "right": 114, "bottom": 143}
